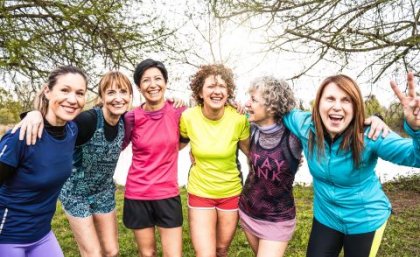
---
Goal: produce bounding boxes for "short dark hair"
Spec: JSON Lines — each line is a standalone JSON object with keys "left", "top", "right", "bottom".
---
{"left": 133, "top": 59, "right": 168, "bottom": 86}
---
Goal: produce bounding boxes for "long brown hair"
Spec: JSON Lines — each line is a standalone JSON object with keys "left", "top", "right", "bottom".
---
{"left": 309, "top": 74, "right": 365, "bottom": 168}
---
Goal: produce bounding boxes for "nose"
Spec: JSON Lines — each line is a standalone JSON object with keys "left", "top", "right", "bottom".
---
{"left": 67, "top": 92, "right": 77, "bottom": 104}
{"left": 213, "top": 85, "right": 222, "bottom": 94}
{"left": 150, "top": 78, "right": 160, "bottom": 88}
{"left": 245, "top": 99, "right": 251, "bottom": 107}
{"left": 332, "top": 100, "right": 342, "bottom": 110}
{"left": 115, "top": 92, "right": 124, "bottom": 100}
{"left": 116, "top": 92, "right": 128, "bottom": 103}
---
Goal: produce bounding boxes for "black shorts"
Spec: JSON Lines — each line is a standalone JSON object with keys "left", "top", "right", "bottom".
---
{"left": 123, "top": 195, "right": 183, "bottom": 229}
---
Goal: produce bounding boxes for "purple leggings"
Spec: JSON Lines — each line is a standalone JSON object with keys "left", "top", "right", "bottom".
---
{"left": 0, "top": 231, "right": 64, "bottom": 257}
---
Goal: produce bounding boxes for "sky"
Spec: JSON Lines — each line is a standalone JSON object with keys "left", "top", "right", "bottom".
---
{"left": 139, "top": 0, "right": 405, "bottom": 110}
{"left": 0, "top": 0, "right": 409, "bottom": 109}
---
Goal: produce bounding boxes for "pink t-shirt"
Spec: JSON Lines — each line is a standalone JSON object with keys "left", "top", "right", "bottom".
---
{"left": 123, "top": 101, "right": 186, "bottom": 200}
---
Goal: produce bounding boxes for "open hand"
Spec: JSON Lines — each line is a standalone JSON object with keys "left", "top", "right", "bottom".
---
{"left": 11, "top": 111, "right": 44, "bottom": 145}
{"left": 390, "top": 72, "right": 420, "bottom": 130}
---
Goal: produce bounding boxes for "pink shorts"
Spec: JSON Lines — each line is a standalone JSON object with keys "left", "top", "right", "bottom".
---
{"left": 187, "top": 193, "right": 239, "bottom": 211}
{"left": 239, "top": 209, "right": 296, "bottom": 241}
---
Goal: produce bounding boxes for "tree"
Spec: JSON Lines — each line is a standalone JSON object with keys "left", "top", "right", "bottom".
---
{"left": 384, "top": 101, "right": 405, "bottom": 134}
{"left": 0, "top": 0, "right": 175, "bottom": 93}
{"left": 0, "top": 88, "right": 23, "bottom": 124}
{"left": 364, "top": 95, "right": 386, "bottom": 117}
{"left": 211, "top": 0, "right": 420, "bottom": 82}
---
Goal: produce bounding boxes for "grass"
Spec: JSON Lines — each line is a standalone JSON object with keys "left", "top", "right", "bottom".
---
{"left": 52, "top": 175, "right": 419, "bottom": 257}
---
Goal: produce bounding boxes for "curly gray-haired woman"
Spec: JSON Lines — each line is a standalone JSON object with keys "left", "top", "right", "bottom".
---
{"left": 239, "top": 76, "right": 303, "bottom": 257}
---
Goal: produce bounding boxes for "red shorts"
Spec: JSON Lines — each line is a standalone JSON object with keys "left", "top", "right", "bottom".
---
{"left": 187, "top": 193, "right": 239, "bottom": 211}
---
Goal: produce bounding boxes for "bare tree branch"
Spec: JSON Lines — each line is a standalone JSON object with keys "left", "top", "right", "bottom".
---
{"left": 211, "top": 0, "right": 420, "bottom": 79}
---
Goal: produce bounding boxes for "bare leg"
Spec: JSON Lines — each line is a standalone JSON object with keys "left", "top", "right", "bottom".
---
{"left": 93, "top": 210, "right": 119, "bottom": 257}
{"left": 158, "top": 226, "right": 183, "bottom": 257}
{"left": 189, "top": 208, "right": 217, "bottom": 257}
{"left": 257, "top": 239, "right": 288, "bottom": 257}
{"left": 66, "top": 214, "right": 102, "bottom": 257}
{"left": 243, "top": 229, "right": 259, "bottom": 255}
{"left": 133, "top": 227, "right": 157, "bottom": 257}
{"left": 215, "top": 209, "right": 239, "bottom": 257}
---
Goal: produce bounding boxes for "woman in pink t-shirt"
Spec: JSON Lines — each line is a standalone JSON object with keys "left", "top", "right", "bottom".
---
{"left": 122, "top": 59, "right": 186, "bottom": 257}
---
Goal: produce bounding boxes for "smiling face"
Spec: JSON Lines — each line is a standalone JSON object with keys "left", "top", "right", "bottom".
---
{"left": 139, "top": 67, "right": 166, "bottom": 108}
{"left": 44, "top": 73, "right": 87, "bottom": 126}
{"left": 200, "top": 75, "right": 228, "bottom": 112}
{"left": 319, "top": 82, "right": 354, "bottom": 139}
{"left": 245, "top": 88, "right": 275, "bottom": 126}
{"left": 102, "top": 83, "right": 131, "bottom": 119}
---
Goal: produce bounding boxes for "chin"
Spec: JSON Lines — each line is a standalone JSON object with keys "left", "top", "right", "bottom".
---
{"left": 111, "top": 109, "right": 126, "bottom": 115}
{"left": 209, "top": 103, "right": 225, "bottom": 109}
{"left": 147, "top": 98, "right": 164, "bottom": 104}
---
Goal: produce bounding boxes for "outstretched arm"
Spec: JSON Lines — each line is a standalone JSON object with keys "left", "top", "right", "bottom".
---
{"left": 391, "top": 72, "right": 420, "bottom": 131}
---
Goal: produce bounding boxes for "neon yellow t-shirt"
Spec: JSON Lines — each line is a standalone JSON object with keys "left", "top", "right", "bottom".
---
{"left": 180, "top": 105, "right": 250, "bottom": 198}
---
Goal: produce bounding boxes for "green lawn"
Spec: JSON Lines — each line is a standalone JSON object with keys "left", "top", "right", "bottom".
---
{"left": 52, "top": 175, "right": 419, "bottom": 257}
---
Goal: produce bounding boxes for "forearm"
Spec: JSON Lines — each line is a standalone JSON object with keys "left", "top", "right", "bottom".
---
{"left": 238, "top": 138, "right": 250, "bottom": 157}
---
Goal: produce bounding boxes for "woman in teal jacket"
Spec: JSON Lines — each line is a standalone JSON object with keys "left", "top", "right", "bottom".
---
{"left": 282, "top": 72, "right": 419, "bottom": 257}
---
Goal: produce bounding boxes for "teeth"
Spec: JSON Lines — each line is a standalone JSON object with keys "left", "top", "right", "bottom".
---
{"left": 62, "top": 106, "right": 76, "bottom": 113}
{"left": 148, "top": 89, "right": 160, "bottom": 97}
{"left": 329, "top": 115, "right": 343, "bottom": 119}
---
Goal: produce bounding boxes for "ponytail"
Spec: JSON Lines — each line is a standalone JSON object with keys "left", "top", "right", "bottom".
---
{"left": 33, "top": 85, "right": 49, "bottom": 116}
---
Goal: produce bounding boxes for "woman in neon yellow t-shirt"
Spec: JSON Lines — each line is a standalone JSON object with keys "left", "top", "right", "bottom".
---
{"left": 180, "top": 64, "right": 250, "bottom": 257}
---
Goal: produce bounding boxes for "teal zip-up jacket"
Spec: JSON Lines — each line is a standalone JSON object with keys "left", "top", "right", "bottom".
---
{"left": 283, "top": 109, "right": 420, "bottom": 234}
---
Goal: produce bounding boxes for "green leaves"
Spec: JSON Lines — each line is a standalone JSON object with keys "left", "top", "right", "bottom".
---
{"left": 0, "top": 0, "right": 174, "bottom": 92}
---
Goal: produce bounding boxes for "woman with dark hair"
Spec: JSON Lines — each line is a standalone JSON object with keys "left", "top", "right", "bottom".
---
{"left": 281, "top": 72, "right": 419, "bottom": 257}
{"left": 13, "top": 71, "right": 133, "bottom": 257}
{"left": 239, "top": 76, "right": 302, "bottom": 257}
{"left": 123, "top": 59, "right": 185, "bottom": 257}
{"left": 0, "top": 66, "right": 87, "bottom": 257}
{"left": 179, "top": 64, "right": 250, "bottom": 257}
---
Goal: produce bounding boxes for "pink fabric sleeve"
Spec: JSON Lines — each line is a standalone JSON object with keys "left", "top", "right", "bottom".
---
{"left": 122, "top": 111, "right": 135, "bottom": 149}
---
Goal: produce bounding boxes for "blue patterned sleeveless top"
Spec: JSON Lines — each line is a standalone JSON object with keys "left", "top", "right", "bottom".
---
{"left": 60, "top": 107, "right": 125, "bottom": 197}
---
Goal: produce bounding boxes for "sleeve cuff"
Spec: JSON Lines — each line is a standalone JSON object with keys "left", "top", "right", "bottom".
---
{"left": 404, "top": 120, "right": 420, "bottom": 136}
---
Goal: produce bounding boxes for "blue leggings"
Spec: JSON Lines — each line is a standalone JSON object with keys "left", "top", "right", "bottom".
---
{"left": 0, "top": 231, "right": 64, "bottom": 257}
{"left": 306, "top": 218, "right": 386, "bottom": 257}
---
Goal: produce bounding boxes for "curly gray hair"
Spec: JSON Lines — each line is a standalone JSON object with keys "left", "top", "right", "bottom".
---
{"left": 248, "top": 76, "right": 296, "bottom": 121}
